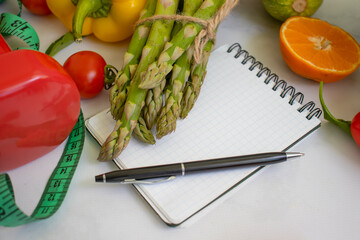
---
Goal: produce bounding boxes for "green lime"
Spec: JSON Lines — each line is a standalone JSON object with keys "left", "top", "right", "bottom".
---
{"left": 262, "top": 0, "right": 323, "bottom": 22}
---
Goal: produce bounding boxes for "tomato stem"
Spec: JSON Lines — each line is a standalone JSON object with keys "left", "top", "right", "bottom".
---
{"left": 104, "top": 64, "right": 118, "bottom": 90}
{"left": 319, "top": 81, "right": 352, "bottom": 135}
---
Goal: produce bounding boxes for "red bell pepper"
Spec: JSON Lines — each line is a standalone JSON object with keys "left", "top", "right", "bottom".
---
{"left": 0, "top": 34, "right": 81, "bottom": 171}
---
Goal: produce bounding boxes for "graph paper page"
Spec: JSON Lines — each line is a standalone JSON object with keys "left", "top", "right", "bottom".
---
{"left": 86, "top": 45, "right": 320, "bottom": 225}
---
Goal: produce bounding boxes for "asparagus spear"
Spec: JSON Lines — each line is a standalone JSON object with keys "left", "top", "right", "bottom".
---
{"left": 141, "top": 0, "right": 213, "bottom": 130}
{"left": 156, "top": 46, "right": 192, "bottom": 138}
{"left": 170, "top": 0, "right": 204, "bottom": 39}
{"left": 181, "top": 39, "right": 213, "bottom": 118}
{"left": 109, "top": 0, "right": 157, "bottom": 120}
{"left": 98, "top": 0, "right": 180, "bottom": 161}
{"left": 133, "top": 116, "right": 156, "bottom": 144}
{"left": 143, "top": 79, "right": 166, "bottom": 129}
{"left": 156, "top": 0, "right": 203, "bottom": 138}
{"left": 109, "top": 0, "right": 158, "bottom": 142}
{"left": 139, "top": 0, "right": 225, "bottom": 90}
{"left": 140, "top": 0, "right": 199, "bottom": 130}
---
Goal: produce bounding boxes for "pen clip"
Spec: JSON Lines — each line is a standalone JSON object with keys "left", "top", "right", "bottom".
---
{"left": 121, "top": 176, "right": 176, "bottom": 184}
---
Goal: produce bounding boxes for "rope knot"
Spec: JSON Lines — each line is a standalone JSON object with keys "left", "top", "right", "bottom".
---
{"left": 192, "top": 17, "right": 218, "bottom": 64}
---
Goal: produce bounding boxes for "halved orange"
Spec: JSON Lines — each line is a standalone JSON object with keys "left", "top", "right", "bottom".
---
{"left": 280, "top": 16, "right": 360, "bottom": 83}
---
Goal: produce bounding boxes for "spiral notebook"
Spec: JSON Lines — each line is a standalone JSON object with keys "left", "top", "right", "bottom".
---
{"left": 85, "top": 43, "right": 322, "bottom": 226}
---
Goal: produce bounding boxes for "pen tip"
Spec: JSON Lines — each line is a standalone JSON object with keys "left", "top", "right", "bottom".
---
{"left": 286, "top": 152, "right": 304, "bottom": 159}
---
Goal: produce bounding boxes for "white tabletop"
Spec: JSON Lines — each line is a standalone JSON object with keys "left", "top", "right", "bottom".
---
{"left": 1, "top": 0, "right": 360, "bottom": 239}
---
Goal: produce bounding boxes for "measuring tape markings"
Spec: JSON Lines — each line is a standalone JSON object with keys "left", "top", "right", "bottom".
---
{"left": 34, "top": 118, "right": 85, "bottom": 219}
{"left": 0, "top": 9, "right": 85, "bottom": 227}
{"left": 0, "top": 112, "right": 85, "bottom": 226}
{"left": 0, "top": 12, "right": 40, "bottom": 50}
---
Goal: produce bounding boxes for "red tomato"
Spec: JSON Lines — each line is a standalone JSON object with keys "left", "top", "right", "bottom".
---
{"left": 351, "top": 112, "right": 360, "bottom": 148}
{"left": 63, "top": 51, "right": 107, "bottom": 99}
{"left": 21, "top": 0, "right": 52, "bottom": 15}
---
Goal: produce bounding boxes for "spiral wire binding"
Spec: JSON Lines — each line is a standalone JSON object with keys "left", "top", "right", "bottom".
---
{"left": 227, "top": 43, "right": 322, "bottom": 120}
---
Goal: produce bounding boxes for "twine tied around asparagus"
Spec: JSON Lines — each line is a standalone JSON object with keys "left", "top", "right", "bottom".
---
{"left": 135, "top": 0, "right": 240, "bottom": 64}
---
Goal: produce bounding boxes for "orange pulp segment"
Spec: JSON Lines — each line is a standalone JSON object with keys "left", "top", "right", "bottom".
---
{"left": 279, "top": 16, "right": 360, "bottom": 83}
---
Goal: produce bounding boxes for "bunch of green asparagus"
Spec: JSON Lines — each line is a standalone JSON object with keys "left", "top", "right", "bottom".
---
{"left": 98, "top": 0, "right": 226, "bottom": 161}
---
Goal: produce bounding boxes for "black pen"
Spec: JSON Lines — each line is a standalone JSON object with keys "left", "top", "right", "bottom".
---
{"left": 95, "top": 152, "right": 303, "bottom": 183}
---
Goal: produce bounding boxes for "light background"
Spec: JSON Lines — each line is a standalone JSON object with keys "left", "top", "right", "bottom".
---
{"left": 1, "top": 0, "right": 360, "bottom": 239}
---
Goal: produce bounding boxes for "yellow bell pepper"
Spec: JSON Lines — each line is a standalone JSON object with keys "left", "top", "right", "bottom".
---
{"left": 46, "top": 0, "right": 147, "bottom": 42}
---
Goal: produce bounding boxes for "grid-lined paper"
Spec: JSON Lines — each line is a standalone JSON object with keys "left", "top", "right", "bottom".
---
{"left": 86, "top": 45, "right": 320, "bottom": 225}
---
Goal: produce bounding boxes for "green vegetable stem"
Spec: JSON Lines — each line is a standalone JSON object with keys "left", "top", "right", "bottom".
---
{"left": 319, "top": 81, "right": 360, "bottom": 148}
{"left": 319, "top": 81, "right": 351, "bottom": 135}
{"left": 98, "top": 0, "right": 180, "bottom": 161}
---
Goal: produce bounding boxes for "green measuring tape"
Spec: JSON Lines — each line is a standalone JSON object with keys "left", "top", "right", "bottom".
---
{"left": 0, "top": 12, "right": 39, "bottom": 50}
{"left": 0, "top": 0, "right": 36, "bottom": 50}
{"left": 0, "top": 10, "right": 85, "bottom": 227}
{"left": 0, "top": 113, "right": 84, "bottom": 227}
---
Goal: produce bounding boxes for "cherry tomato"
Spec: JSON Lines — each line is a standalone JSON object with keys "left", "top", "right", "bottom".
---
{"left": 21, "top": 0, "right": 52, "bottom": 15}
{"left": 63, "top": 51, "right": 106, "bottom": 99}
